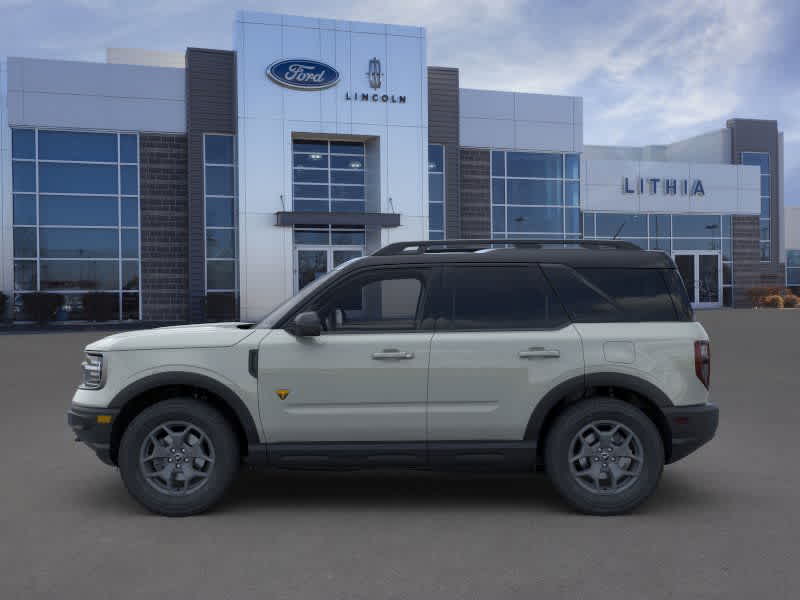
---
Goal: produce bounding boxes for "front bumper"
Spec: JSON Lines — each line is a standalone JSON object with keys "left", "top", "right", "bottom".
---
{"left": 663, "top": 402, "right": 719, "bottom": 464}
{"left": 67, "top": 405, "right": 119, "bottom": 466}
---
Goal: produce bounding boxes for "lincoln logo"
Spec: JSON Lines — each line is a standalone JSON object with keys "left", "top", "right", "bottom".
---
{"left": 367, "top": 57, "right": 382, "bottom": 89}
{"left": 266, "top": 59, "right": 341, "bottom": 90}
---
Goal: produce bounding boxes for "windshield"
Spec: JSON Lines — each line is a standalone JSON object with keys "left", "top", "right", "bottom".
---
{"left": 256, "top": 255, "right": 368, "bottom": 328}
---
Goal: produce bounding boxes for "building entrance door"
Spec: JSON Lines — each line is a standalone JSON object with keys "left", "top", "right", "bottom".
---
{"left": 295, "top": 246, "right": 363, "bottom": 291}
{"left": 673, "top": 252, "right": 722, "bottom": 308}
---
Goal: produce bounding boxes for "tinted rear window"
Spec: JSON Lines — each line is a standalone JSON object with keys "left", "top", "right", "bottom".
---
{"left": 442, "top": 265, "right": 568, "bottom": 330}
{"left": 542, "top": 265, "right": 686, "bottom": 322}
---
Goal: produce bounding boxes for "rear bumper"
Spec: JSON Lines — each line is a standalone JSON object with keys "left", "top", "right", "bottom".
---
{"left": 67, "top": 405, "right": 119, "bottom": 466}
{"left": 663, "top": 403, "right": 719, "bottom": 464}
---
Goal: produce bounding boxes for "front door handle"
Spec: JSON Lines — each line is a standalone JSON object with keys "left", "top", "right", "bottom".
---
{"left": 372, "top": 349, "right": 415, "bottom": 360}
{"left": 519, "top": 347, "right": 560, "bottom": 359}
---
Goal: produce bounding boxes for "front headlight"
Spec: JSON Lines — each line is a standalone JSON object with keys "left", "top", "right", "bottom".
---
{"left": 80, "top": 353, "right": 104, "bottom": 389}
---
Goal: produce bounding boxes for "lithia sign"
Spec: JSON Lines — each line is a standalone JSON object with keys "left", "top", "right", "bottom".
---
{"left": 267, "top": 57, "right": 406, "bottom": 103}
{"left": 623, "top": 177, "right": 705, "bottom": 196}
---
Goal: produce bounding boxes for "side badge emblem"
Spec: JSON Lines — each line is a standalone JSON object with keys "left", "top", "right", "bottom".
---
{"left": 275, "top": 389, "right": 290, "bottom": 400}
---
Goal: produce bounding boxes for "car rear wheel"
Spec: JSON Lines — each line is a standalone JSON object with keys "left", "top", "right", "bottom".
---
{"left": 545, "top": 398, "right": 664, "bottom": 515}
{"left": 118, "top": 399, "right": 239, "bottom": 516}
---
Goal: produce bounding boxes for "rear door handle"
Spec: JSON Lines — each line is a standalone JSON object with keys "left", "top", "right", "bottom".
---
{"left": 519, "top": 348, "right": 560, "bottom": 359}
{"left": 372, "top": 349, "right": 415, "bottom": 360}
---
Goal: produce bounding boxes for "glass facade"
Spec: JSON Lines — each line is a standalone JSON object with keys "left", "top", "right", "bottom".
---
{"left": 583, "top": 212, "right": 734, "bottom": 306}
{"left": 491, "top": 150, "right": 580, "bottom": 239}
{"left": 787, "top": 250, "right": 800, "bottom": 287}
{"left": 293, "top": 225, "right": 365, "bottom": 290}
{"left": 204, "top": 134, "right": 238, "bottom": 302}
{"left": 428, "top": 144, "right": 444, "bottom": 240}
{"left": 292, "top": 140, "right": 365, "bottom": 213}
{"left": 11, "top": 128, "right": 141, "bottom": 320}
{"left": 742, "top": 152, "right": 770, "bottom": 261}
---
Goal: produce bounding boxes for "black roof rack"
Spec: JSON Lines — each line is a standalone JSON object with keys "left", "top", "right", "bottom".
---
{"left": 373, "top": 238, "right": 641, "bottom": 256}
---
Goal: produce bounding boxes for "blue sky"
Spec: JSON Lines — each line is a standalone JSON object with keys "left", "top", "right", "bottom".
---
{"left": 2, "top": 0, "right": 798, "bottom": 204}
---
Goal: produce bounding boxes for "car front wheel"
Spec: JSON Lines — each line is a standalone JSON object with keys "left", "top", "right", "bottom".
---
{"left": 545, "top": 398, "right": 664, "bottom": 515}
{"left": 118, "top": 399, "right": 239, "bottom": 516}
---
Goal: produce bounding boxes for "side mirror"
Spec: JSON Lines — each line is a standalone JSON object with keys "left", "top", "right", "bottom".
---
{"left": 293, "top": 311, "right": 322, "bottom": 337}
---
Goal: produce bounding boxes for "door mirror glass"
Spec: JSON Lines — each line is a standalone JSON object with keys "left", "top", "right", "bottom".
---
{"left": 293, "top": 311, "right": 322, "bottom": 337}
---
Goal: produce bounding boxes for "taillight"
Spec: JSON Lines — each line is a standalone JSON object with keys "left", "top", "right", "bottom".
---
{"left": 694, "top": 340, "right": 710, "bottom": 389}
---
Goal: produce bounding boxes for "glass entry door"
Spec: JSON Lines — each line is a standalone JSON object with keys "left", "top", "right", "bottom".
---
{"left": 295, "top": 247, "right": 363, "bottom": 291}
{"left": 673, "top": 252, "right": 721, "bottom": 308}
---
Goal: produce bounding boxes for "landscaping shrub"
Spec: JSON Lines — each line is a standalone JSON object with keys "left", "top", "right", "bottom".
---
{"left": 746, "top": 287, "right": 770, "bottom": 307}
{"left": 782, "top": 294, "right": 799, "bottom": 308}
{"left": 762, "top": 295, "right": 784, "bottom": 309}
{"left": 83, "top": 292, "right": 118, "bottom": 322}
{"left": 21, "top": 293, "right": 64, "bottom": 324}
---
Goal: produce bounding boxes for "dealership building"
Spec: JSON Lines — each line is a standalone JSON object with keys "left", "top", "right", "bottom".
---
{"left": 0, "top": 10, "right": 792, "bottom": 322}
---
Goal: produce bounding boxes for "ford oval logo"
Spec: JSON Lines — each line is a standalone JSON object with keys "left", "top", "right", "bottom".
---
{"left": 267, "top": 59, "right": 340, "bottom": 90}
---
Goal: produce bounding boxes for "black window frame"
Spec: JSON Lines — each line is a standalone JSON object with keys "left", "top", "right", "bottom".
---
{"left": 435, "top": 263, "right": 570, "bottom": 332}
{"left": 283, "top": 265, "right": 437, "bottom": 334}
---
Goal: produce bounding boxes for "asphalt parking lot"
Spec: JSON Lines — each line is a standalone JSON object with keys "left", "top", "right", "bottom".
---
{"left": 1, "top": 310, "right": 799, "bottom": 599}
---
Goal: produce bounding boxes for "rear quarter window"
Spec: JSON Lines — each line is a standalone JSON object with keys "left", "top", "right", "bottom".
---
{"left": 542, "top": 264, "right": 687, "bottom": 322}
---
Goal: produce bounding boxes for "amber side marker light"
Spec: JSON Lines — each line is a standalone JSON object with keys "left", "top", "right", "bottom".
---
{"left": 96, "top": 415, "right": 113, "bottom": 424}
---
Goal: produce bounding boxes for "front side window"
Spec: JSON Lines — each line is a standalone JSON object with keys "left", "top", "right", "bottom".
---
{"left": 441, "top": 265, "right": 567, "bottom": 330}
{"left": 311, "top": 271, "right": 427, "bottom": 333}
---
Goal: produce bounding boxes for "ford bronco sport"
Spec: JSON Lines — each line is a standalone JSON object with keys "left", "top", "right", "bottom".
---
{"left": 68, "top": 239, "right": 718, "bottom": 516}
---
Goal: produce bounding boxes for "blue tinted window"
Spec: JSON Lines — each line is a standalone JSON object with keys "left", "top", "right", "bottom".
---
{"left": 205, "top": 135, "right": 234, "bottom": 164}
{"left": 39, "top": 163, "right": 118, "bottom": 194}
{"left": 293, "top": 140, "right": 328, "bottom": 154}
{"left": 428, "top": 145, "right": 444, "bottom": 172}
{"left": 507, "top": 179, "right": 562, "bottom": 205}
{"left": 121, "top": 229, "right": 139, "bottom": 258}
{"left": 760, "top": 175, "right": 770, "bottom": 197}
{"left": 491, "top": 179, "right": 505, "bottom": 205}
{"left": 40, "top": 228, "right": 118, "bottom": 258}
{"left": 207, "top": 260, "right": 236, "bottom": 290}
{"left": 207, "top": 229, "right": 236, "bottom": 258}
{"left": 331, "top": 185, "right": 364, "bottom": 200}
{"left": 650, "top": 238, "right": 671, "bottom": 253}
{"left": 787, "top": 250, "right": 800, "bottom": 268}
{"left": 721, "top": 215, "right": 732, "bottom": 237}
{"left": 294, "top": 184, "right": 328, "bottom": 199}
{"left": 429, "top": 173, "right": 444, "bottom": 204}
{"left": 507, "top": 152, "right": 562, "bottom": 178}
{"left": 121, "top": 165, "right": 138, "bottom": 195}
{"left": 120, "top": 135, "right": 138, "bottom": 163}
{"left": 429, "top": 231, "right": 444, "bottom": 240}
{"left": 14, "top": 228, "right": 37, "bottom": 258}
{"left": 40, "top": 260, "right": 119, "bottom": 290}
{"left": 121, "top": 198, "right": 139, "bottom": 226}
{"left": 491, "top": 151, "right": 505, "bottom": 177}
{"left": 206, "top": 197, "right": 234, "bottom": 227}
{"left": 14, "top": 261, "right": 37, "bottom": 291}
{"left": 294, "top": 153, "right": 329, "bottom": 168}
{"left": 12, "top": 129, "right": 35, "bottom": 159}
{"left": 649, "top": 214, "right": 671, "bottom": 237}
{"left": 565, "top": 181, "right": 579, "bottom": 206}
{"left": 294, "top": 230, "right": 329, "bottom": 244}
{"left": 507, "top": 206, "right": 564, "bottom": 233}
{"left": 331, "top": 155, "right": 362, "bottom": 169}
{"left": 12, "top": 161, "right": 36, "bottom": 192}
{"left": 595, "top": 213, "right": 647, "bottom": 238}
{"left": 122, "top": 261, "right": 139, "bottom": 290}
{"left": 565, "top": 154, "right": 580, "bottom": 179}
{"left": 38, "top": 131, "right": 117, "bottom": 162}
{"left": 741, "top": 152, "right": 769, "bottom": 174}
{"left": 206, "top": 166, "right": 235, "bottom": 195}
{"left": 673, "top": 214, "right": 721, "bottom": 237}
{"left": 294, "top": 199, "right": 328, "bottom": 212}
{"left": 722, "top": 238, "right": 732, "bottom": 261}
{"left": 13, "top": 194, "right": 36, "bottom": 225}
{"left": 429, "top": 203, "right": 444, "bottom": 230}
{"left": 760, "top": 242, "right": 770, "bottom": 261}
{"left": 330, "top": 141, "right": 364, "bottom": 155}
{"left": 565, "top": 207, "right": 580, "bottom": 234}
{"left": 761, "top": 197, "right": 770, "bottom": 218}
{"left": 294, "top": 169, "right": 328, "bottom": 183}
{"left": 583, "top": 213, "right": 595, "bottom": 237}
{"left": 673, "top": 238, "right": 721, "bottom": 251}
{"left": 332, "top": 200, "right": 365, "bottom": 212}
{"left": 492, "top": 207, "right": 505, "bottom": 233}
{"left": 40, "top": 195, "right": 118, "bottom": 226}
{"left": 332, "top": 170, "right": 364, "bottom": 185}
{"left": 331, "top": 230, "right": 366, "bottom": 245}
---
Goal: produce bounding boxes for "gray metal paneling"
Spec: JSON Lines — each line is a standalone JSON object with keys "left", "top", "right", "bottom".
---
{"left": 427, "top": 67, "right": 460, "bottom": 239}
{"left": 186, "top": 48, "right": 237, "bottom": 323}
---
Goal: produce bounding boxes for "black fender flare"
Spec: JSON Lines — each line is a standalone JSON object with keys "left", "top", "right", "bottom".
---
{"left": 524, "top": 372, "right": 674, "bottom": 442}
{"left": 109, "top": 371, "right": 260, "bottom": 445}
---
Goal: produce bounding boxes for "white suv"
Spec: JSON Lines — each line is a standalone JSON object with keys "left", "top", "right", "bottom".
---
{"left": 68, "top": 239, "right": 718, "bottom": 516}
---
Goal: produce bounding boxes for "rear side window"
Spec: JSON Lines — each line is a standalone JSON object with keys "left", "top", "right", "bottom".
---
{"left": 441, "top": 265, "right": 568, "bottom": 330}
{"left": 542, "top": 265, "right": 685, "bottom": 322}
{"left": 662, "top": 268, "right": 694, "bottom": 321}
